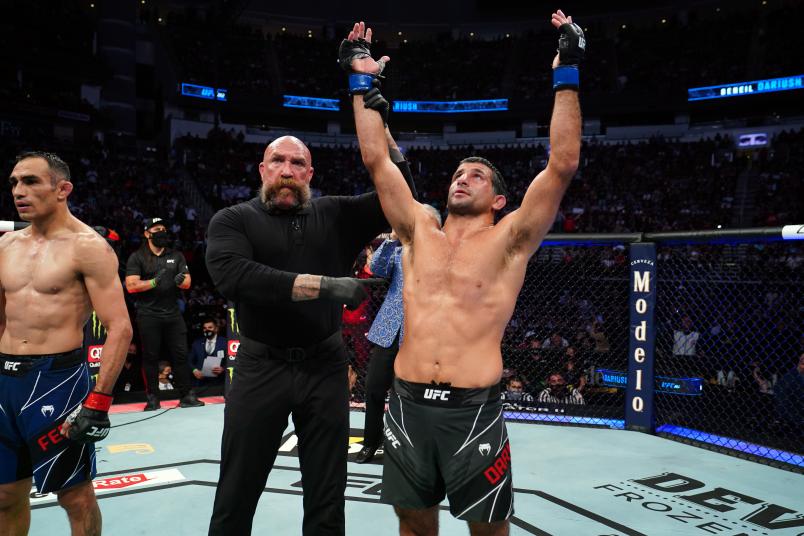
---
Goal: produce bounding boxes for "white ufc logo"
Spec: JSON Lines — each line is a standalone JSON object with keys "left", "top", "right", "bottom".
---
{"left": 423, "top": 388, "right": 450, "bottom": 401}
{"left": 3, "top": 361, "right": 20, "bottom": 371}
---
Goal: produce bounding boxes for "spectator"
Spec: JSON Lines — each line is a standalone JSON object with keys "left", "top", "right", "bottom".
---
{"left": 671, "top": 315, "right": 701, "bottom": 375}
{"left": 588, "top": 322, "right": 609, "bottom": 349}
{"left": 537, "top": 372, "right": 585, "bottom": 405}
{"left": 542, "top": 331, "right": 569, "bottom": 350}
{"left": 774, "top": 352, "right": 804, "bottom": 429}
{"left": 563, "top": 347, "right": 587, "bottom": 394}
{"left": 113, "top": 342, "right": 144, "bottom": 394}
{"left": 158, "top": 361, "right": 174, "bottom": 391}
{"left": 188, "top": 318, "right": 228, "bottom": 389}
{"left": 751, "top": 362, "right": 775, "bottom": 395}
{"left": 502, "top": 377, "right": 534, "bottom": 404}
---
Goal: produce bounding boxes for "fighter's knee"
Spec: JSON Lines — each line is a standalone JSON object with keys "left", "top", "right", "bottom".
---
{"left": 56, "top": 481, "right": 97, "bottom": 513}
{"left": 0, "top": 480, "right": 30, "bottom": 510}
{"left": 395, "top": 506, "right": 439, "bottom": 536}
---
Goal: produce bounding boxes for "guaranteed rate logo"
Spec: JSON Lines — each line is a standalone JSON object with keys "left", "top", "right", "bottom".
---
{"left": 594, "top": 472, "right": 804, "bottom": 534}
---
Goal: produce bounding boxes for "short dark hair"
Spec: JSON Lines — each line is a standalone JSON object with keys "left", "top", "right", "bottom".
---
{"left": 459, "top": 156, "right": 508, "bottom": 198}
{"left": 15, "top": 151, "right": 71, "bottom": 184}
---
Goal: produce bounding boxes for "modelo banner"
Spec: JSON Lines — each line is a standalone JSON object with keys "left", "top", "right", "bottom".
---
{"left": 226, "top": 304, "right": 240, "bottom": 397}
{"left": 84, "top": 311, "right": 107, "bottom": 386}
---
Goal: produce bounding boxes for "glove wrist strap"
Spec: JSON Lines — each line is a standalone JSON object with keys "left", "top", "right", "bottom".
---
{"left": 84, "top": 391, "right": 113, "bottom": 412}
{"left": 553, "top": 65, "right": 580, "bottom": 91}
{"left": 349, "top": 73, "right": 376, "bottom": 95}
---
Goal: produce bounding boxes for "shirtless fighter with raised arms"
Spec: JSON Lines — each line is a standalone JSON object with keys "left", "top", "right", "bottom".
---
{"left": 342, "top": 10, "right": 584, "bottom": 535}
{"left": 0, "top": 152, "right": 132, "bottom": 535}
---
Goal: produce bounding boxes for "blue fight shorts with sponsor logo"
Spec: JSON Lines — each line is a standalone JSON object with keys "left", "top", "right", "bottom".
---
{"left": 0, "top": 349, "right": 96, "bottom": 493}
{"left": 381, "top": 378, "right": 514, "bottom": 522}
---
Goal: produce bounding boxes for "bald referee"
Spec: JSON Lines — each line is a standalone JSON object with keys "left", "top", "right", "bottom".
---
{"left": 206, "top": 129, "right": 416, "bottom": 534}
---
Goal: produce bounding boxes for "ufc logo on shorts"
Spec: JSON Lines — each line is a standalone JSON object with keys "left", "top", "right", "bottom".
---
{"left": 87, "top": 427, "right": 109, "bottom": 440}
{"left": 384, "top": 427, "right": 401, "bottom": 449}
{"left": 423, "top": 388, "right": 450, "bottom": 401}
{"left": 3, "top": 361, "right": 20, "bottom": 371}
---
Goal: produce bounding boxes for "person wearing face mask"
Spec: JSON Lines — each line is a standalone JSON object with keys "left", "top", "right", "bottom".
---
{"left": 125, "top": 217, "right": 204, "bottom": 411}
{"left": 189, "top": 318, "right": 228, "bottom": 390}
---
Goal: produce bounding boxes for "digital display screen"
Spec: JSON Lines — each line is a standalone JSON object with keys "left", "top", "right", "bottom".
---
{"left": 283, "top": 95, "right": 340, "bottom": 111}
{"left": 392, "top": 99, "right": 508, "bottom": 113}
{"left": 688, "top": 75, "right": 803, "bottom": 101}
{"left": 596, "top": 369, "right": 703, "bottom": 396}
{"left": 180, "top": 83, "right": 227, "bottom": 102}
{"left": 737, "top": 132, "right": 768, "bottom": 148}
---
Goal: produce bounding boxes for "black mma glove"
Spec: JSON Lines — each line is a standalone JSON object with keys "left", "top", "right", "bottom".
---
{"left": 63, "top": 391, "right": 113, "bottom": 443}
{"left": 553, "top": 22, "right": 586, "bottom": 91}
{"left": 557, "top": 22, "right": 585, "bottom": 66}
{"left": 339, "top": 37, "right": 387, "bottom": 95}
{"left": 151, "top": 268, "right": 168, "bottom": 289}
{"left": 363, "top": 80, "right": 389, "bottom": 125}
{"left": 320, "top": 276, "right": 386, "bottom": 310}
{"left": 174, "top": 271, "right": 188, "bottom": 287}
{"left": 339, "top": 38, "right": 372, "bottom": 72}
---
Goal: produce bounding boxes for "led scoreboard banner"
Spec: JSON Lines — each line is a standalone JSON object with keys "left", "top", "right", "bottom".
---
{"left": 392, "top": 98, "right": 508, "bottom": 113}
{"left": 282, "top": 95, "right": 340, "bottom": 111}
{"left": 180, "top": 83, "right": 228, "bottom": 102}
{"left": 688, "top": 74, "right": 803, "bottom": 101}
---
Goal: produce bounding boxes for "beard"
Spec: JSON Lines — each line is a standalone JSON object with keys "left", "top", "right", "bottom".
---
{"left": 261, "top": 179, "right": 311, "bottom": 212}
{"left": 447, "top": 196, "right": 480, "bottom": 216}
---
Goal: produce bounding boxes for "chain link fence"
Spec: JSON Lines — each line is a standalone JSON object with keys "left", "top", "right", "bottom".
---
{"left": 219, "top": 233, "right": 802, "bottom": 471}
{"left": 347, "top": 243, "right": 630, "bottom": 428}
{"left": 653, "top": 242, "right": 803, "bottom": 467}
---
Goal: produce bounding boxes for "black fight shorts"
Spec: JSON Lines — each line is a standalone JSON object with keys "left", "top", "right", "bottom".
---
{"left": 381, "top": 378, "right": 514, "bottom": 522}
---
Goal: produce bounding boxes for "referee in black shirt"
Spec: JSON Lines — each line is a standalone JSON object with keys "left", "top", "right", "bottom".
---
{"left": 206, "top": 132, "right": 415, "bottom": 535}
{"left": 125, "top": 217, "right": 204, "bottom": 411}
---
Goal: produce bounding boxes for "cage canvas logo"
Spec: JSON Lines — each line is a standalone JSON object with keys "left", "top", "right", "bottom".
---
{"left": 278, "top": 428, "right": 379, "bottom": 459}
{"left": 29, "top": 468, "right": 185, "bottom": 505}
{"left": 593, "top": 471, "right": 804, "bottom": 535}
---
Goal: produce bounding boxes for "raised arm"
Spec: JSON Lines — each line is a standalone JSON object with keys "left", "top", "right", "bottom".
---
{"left": 341, "top": 21, "right": 421, "bottom": 244}
{"left": 507, "top": 10, "right": 584, "bottom": 254}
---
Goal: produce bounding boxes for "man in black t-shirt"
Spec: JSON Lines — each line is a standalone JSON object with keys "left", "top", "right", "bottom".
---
{"left": 125, "top": 217, "right": 204, "bottom": 411}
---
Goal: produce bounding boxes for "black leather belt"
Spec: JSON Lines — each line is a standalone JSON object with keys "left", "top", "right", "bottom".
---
{"left": 240, "top": 331, "right": 343, "bottom": 362}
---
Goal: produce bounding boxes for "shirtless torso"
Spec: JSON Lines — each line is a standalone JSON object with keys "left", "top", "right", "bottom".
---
{"left": 356, "top": 83, "right": 581, "bottom": 391}
{"left": 0, "top": 223, "right": 99, "bottom": 355}
{"left": 395, "top": 217, "right": 530, "bottom": 388}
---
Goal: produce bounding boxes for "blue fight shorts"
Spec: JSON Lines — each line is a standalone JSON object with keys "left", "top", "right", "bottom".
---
{"left": 0, "top": 349, "right": 96, "bottom": 493}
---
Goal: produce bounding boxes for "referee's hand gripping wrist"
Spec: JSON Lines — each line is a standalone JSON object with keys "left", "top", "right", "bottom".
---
{"left": 320, "top": 276, "right": 387, "bottom": 310}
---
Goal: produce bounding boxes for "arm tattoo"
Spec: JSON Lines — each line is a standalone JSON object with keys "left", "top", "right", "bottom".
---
{"left": 291, "top": 274, "right": 322, "bottom": 302}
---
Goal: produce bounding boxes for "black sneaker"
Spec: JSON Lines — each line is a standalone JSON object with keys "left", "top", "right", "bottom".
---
{"left": 179, "top": 391, "right": 205, "bottom": 408}
{"left": 143, "top": 394, "right": 160, "bottom": 411}
{"left": 353, "top": 444, "right": 379, "bottom": 464}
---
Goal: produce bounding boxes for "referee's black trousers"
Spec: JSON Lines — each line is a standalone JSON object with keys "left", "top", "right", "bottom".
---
{"left": 208, "top": 337, "right": 350, "bottom": 536}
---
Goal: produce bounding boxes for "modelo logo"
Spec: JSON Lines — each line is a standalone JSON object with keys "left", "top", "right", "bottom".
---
{"left": 93, "top": 474, "right": 150, "bottom": 490}
{"left": 228, "top": 340, "right": 240, "bottom": 357}
{"left": 87, "top": 345, "right": 103, "bottom": 367}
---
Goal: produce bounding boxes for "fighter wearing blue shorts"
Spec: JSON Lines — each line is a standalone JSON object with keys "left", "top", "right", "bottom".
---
{"left": 0, "top": 152, "right": 132, "bottom": 535}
